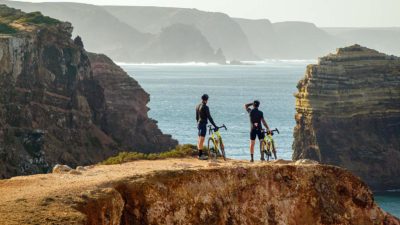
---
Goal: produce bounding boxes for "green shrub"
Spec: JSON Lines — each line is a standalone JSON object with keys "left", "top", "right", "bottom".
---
{"left": 101, "top": 144, "right": 197, "bottom": 165}
{"left": 17, "top": 12, "right": 60, "bottom": 25}
{"left": 0, "top": 23, "right": 17, "bottom": 34}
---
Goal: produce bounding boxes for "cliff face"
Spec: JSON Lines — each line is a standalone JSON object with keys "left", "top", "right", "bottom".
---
{"left": 87, "top": 53, "right": 177, "bottom": 151}
{"left": 0, "top": 5, "right": 177, "bottom": 178}
{"left": 293, "top": 45, "right": 400, "bottom": 190}
{"left": 0, "top": 159, "right": 398, "bottom": 225}
{"left": 103, "top": 6, "right": 257, "bottom": 61}
{"left": 131, "top": 23, "right": 226, "bottom": 63}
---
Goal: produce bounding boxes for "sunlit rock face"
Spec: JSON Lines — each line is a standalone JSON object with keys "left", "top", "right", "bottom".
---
{"left": 293, "top": 44, "right": 400, "bottom": 191}
{"left": 0, "top": 5, "right": 177, "bottom": 178}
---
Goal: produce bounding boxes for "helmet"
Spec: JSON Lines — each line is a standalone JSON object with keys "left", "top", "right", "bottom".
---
{"left": 201, "top": 94, "right": 209, "bottom": 101}
{"left": 253, "top": 100, "right": 260, "bottom": 107}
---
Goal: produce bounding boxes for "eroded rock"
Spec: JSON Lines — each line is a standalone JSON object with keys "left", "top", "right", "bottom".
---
{"left": 293, "top": 44, "right": 400, "bottom": 190}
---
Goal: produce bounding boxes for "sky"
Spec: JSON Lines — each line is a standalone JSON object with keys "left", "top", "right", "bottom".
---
{"left": 9, "top": 0, "right": 400, "bottom": 27}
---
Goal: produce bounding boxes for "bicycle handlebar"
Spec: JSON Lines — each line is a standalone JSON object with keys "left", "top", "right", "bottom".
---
{"left": 262, "top": 128, "right": 280, "bottom": 135}
{"left": 208, "top": 124, "right": 227, "bottom": 134}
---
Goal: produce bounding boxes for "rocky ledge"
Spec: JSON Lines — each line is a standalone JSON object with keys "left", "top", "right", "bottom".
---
{"left": 0, "top": 5, "right": 177, "bottom": 178}
{"left": 293, "top": 44, "right": 400, "bottom": 191}
{"left": 0, "top": 158, "right": 398, "bottom": 225}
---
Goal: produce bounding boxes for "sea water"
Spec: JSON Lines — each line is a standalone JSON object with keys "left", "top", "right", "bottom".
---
{"left": 121, "top": 62, "right": 400, "bottom": 217}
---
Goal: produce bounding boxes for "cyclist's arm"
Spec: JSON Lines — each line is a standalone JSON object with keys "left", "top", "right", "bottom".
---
{"left": 261, "top": 117, "right": 270, "bottom": 131}
{"left": 244, "top": 102, "right": 253, "bottom": 113}
{"left": 206, "top": 107, "right": 217, "bottom": 128}
{"left": 195, "top": 105, "right": 199, "bottom": 122}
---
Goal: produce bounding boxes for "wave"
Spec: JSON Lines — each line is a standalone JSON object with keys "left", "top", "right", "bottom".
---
{"left": 116, "top": 62, "right": 220, "bottom": 66}
{"left": 116, "top": 59, "right": 318, "bottom": 67}
{"left": 242, "top": 59, "right": 317, "bottom": 64}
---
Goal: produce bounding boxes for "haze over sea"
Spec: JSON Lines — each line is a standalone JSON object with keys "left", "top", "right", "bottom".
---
{"left": 121, "top": 61, "right": 400, "bottom": 217}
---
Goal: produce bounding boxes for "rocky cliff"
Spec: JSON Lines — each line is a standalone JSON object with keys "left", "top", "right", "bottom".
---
{"left": 0, "top": 5, "right": 177, "bottom": 178}
{"left": 0, "top": 159, "right": 398, "bottom": 225}
{"left": 87, "top": 53, "right": 177, "bottom": 151}
{"left": 293, "top": 45, "right": 400, "bottom": 191}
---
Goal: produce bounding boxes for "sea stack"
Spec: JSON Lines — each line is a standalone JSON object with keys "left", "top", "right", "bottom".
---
{"left": 0, "top": 5, "right": 177, "bottom": 178}
{"left": 293, "top": 44, "right": 400, "bottom": 190}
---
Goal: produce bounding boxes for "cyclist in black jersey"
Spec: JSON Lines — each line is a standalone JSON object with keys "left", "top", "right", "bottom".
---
{"left": 196, "top": 94, "right": 218, "bottom": 160}
{"left": 244, "top": 100, "right": 271, "bottom": 162}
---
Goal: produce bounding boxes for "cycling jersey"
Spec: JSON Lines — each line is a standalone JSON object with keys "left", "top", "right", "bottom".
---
{"left": 247, "top": 108, "right": 264, "bottom": 130}
{"left": 196, "top": 103, "right": 216, "bottom": 127}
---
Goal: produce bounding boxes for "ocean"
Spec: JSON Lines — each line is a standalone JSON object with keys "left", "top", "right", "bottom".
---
{"left": 121, "top": 62, "right": 400, "bottom": 218}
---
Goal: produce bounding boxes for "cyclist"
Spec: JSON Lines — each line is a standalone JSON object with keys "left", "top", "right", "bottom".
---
{"left": 196, "top": 94, "right": 218, "bottom": 160}
{"left": 244, "top": 100, "right": 271, "bottom": 162}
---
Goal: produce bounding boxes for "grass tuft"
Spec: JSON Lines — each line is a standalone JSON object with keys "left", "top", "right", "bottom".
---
{"left": 0, "top": 23, "right": 17, "bottom": 34}
{"left": 101, "top": 144, "right": 198, "bottom": 165}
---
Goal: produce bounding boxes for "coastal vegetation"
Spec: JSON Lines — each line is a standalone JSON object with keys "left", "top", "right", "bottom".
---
{"left": 101, "top": 144, "right": 197, "bottom": 165}
{"left": 0, "top": 5, "right": 60, "bottom": 34}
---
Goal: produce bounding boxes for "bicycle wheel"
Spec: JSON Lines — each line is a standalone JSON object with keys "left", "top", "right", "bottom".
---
{"left": 271, "top": 139, "right": 277, "bottom": 160}
{"left": 266, "top": 142, "right": 272, "bottom": 161}
{"left": 207, "top": 138, "right": 217, "bottom": 160}
{"left": 219, "top": 138, "right": 226, "bottom": 161}
{"left": 260, "top": 140, "right": 266, "bottom": 161}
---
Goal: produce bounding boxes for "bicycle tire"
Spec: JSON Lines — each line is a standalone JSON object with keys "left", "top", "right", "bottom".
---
{"left": 219, "top": 138, "right": 226, "bottom": 161}
{"left": 207, "top": 138, "right": 217, "bottom": 160}
{"left": 260, "top": 140, "right": 266, "bottom": 161}
{"left": 271, "top": 139, "right": 277, "bottom": 160}
{"left": 266, "top": 142, "right": 272, "bottom": 161}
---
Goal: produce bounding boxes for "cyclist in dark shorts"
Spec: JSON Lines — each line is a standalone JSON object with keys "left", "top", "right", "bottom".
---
{"left": 196, "top": 94, "right": 218, "bottom": 160}
{"left": 244, "top": 100, "right": 271, "bottom": 162}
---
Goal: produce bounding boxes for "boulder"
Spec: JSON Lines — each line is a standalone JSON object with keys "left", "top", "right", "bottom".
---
{"left": 52, "top": 164, "right": 72, "bottom": 174}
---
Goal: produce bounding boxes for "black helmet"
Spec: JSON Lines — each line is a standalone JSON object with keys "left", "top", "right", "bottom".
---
{"left": 253, "top": 100, "right": 260, "bottom": 107}
{"left": 201, "top": 94, "right": 209, "bottom": 101}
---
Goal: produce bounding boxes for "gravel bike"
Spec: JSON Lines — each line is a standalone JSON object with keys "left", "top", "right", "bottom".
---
{"left": 260, "top": 128, "right": 279, "bottom": 161}
{"left": 207, "top": 124, "right": 227, "bottom": 161}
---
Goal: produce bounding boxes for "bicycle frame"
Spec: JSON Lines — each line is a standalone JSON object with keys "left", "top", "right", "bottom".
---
{"left": 260, "top": 128, "right": 279, "bottom": 160}
{"left": 210, "top": 130, "right": 222, "bottom": 148}
{"left": 207, "top": 124, "right": 227, "bottom": 160}
{"left": 263, "top": 133, "right": 274, "bottom": 146}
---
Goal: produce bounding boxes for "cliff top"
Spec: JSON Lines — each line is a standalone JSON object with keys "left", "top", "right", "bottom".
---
{"left": 319, "top": 44, "right": 398, "bottom": 63}
{"left": 0, "top": 4, "right": 61, "bottom": 34}
{"left": 0, "top": 159, "right": 326, "bottom": 224}
{"left": 0, "top": 158, "right": 398, "bottom": 224}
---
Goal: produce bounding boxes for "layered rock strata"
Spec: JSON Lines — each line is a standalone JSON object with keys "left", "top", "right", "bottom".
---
{"left": 0, "top": 159, "right": 398, "bottom": 225}
{"left": 0, "top": 5, "right": 177, "bottom": 178}
{"left": 293, "top": 44, "right": 400, "bottom": 190}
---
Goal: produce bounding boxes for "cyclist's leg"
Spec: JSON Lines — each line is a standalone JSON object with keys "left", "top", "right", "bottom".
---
{"left": 197, "top": 123, "right": 207, "bottom": 158}
{"left": 249, "top": 129, "right": 256, "bottom": 162}
{"left": 258, "top": 130, "right": 265, "bottom": 161}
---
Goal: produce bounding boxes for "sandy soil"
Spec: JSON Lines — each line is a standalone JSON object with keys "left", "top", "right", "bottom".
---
{"left": 0, "top": 158, "right": 283, "bottom": 225}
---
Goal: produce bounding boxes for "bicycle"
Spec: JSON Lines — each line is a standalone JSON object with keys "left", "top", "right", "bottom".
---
{"left": 260, "top": 128, "right": 279, "bottom": 161}
{"left": 207, "top": 124, "right": 227, "bottom": 161}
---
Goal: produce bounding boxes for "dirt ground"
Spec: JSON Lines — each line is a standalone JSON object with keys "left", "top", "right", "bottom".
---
{"left": 0, "top": 158, "right": 276, "bottom": 225}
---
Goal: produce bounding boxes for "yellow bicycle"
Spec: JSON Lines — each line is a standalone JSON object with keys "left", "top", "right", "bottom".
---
{"left": 207, "top": 124, "right": 227, "bottom": 161}
{"left": 260, "top": 128, "right": 279, "bottom": 161}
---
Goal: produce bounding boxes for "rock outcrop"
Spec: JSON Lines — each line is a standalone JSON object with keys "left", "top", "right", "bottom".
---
{"left": 293, "top": 44, "right": 400, "bottom": 191}
{"left": 0, "top": 5, "right": 177, "bottom": 178}
{"left": 87, "top": 53, "right": 177, "bottom": 151}
{"left": 0, "top": 159, "right": 398, "bottom": 225}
